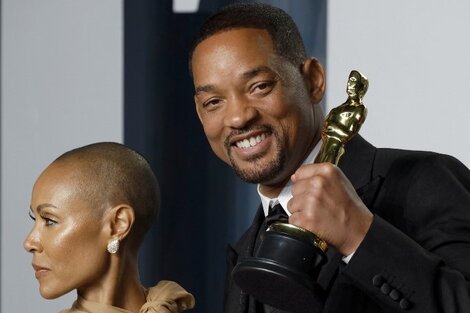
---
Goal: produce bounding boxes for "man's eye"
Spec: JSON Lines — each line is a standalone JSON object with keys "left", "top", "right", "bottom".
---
{"left": 252, "top": 81, "right": 275, "bottom": 94}
{"left": 203, "top": 98, "right": 222, "bottom": 109}
{"left": 256, "top": 82, "right": 269, "bottom": 90}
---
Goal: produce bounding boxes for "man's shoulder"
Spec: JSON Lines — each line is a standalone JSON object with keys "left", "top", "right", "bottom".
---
{"left": 374, "top": 146, "right": 467, "bottom": 176}
{"left": 343, "top": 135, "right": 469, "bottom": 186}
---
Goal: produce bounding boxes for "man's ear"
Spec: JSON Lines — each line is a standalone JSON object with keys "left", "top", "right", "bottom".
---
{"left": 104, "top": 204, "right": 135, "bottom": 241}
{"left": 302, "top": 57, "right": 326, "bottom": 104}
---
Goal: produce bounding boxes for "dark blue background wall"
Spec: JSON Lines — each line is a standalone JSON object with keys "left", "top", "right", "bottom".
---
{"left": 124, "top": 1, "right": 326, "bottom": 312}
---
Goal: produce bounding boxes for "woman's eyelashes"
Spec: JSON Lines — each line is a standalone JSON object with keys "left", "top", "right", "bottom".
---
{"left": 28, "top": 210, "right": 58, "bottom": 226}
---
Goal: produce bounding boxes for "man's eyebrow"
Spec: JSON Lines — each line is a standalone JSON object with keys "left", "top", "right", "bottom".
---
{"left": 241, "top": 66, "right": 274, "bottom": 80}
{"left": 194, "top": 66, "right": 275, "bottom": 96}
{"left": 195, "top": 84, "right": 216, "bottom": 95}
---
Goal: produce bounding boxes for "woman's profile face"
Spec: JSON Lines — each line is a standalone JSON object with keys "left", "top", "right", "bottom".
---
{"left": 23, "top": 162, "right": 110, "bottom": 299}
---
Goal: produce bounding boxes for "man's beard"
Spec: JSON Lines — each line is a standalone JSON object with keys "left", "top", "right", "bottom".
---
{"left": 226, "top": 125, "right": 286, "bottom": 184}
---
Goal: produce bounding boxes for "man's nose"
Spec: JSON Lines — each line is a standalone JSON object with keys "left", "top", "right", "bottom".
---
{"left": 224, "top": 97, "right": 258, "bottom": 129}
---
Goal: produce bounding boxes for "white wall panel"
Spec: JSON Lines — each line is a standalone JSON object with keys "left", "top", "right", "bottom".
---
{"left": 1, "top": 1, "right": 123, "bottom": 312}
{"left": 327, "top": 1, "right": 470, "bottom": 167}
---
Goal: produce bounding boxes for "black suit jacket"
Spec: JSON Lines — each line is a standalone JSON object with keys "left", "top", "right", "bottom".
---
{"left": 224, "top": 136, "right": 470, "bottom": 313}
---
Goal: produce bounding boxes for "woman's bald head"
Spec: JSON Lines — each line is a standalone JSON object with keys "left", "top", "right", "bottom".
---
{"left": 51, "top": 142, "right": 159, "bottom": 245}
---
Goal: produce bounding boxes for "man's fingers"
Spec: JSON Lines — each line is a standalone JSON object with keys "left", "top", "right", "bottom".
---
{"left": 292, "top": 163, "right": 341, "bottom": 182}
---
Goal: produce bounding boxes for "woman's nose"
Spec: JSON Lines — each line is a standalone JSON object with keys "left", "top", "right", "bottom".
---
{"left": 23, "top": 228, "right": 41, "bottom": 253}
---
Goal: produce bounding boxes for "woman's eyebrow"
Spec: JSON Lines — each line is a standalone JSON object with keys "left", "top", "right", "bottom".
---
{"left": 35, "top": 203, "right": 58, "bottom": 214}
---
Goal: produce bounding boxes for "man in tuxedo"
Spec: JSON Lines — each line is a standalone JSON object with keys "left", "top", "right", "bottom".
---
{"left": 189, "top": 3, "right": 470, "bottom": 312}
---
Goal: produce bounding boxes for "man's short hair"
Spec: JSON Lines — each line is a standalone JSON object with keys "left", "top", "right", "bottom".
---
{"left": 55, "top": 142, "right": 159, "bottom": 245}
{"left": 189, "top": 2, "right": 307, "bottom": 72}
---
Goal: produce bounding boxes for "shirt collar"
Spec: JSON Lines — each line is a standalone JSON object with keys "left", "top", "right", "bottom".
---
{"left": 257, "top": 140, "right": 322, "bottom": 217}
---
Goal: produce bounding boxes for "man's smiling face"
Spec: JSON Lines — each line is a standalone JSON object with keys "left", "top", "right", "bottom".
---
{"left": 192, "top": 28, "right": 319, "bottom": 188}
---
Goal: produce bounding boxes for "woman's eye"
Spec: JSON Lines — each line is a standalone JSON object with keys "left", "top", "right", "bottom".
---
{"left": 43, "top": 217, "right": 57, "bottom": 226}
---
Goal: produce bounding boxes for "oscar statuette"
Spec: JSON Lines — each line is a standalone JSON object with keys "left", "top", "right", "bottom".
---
{"left": 232, "top": 70, "right": 369, "bottom": 313}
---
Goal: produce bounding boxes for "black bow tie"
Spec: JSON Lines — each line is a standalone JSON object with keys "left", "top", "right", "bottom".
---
{"left": 266, "top": 203, "right": 288, "bottom": 226}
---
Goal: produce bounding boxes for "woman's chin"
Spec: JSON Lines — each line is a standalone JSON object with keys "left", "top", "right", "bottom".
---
{"left": 40, "top": 286, "right": 69, "bottom": 300}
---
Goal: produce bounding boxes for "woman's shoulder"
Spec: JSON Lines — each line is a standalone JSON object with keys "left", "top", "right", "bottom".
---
{"left": 142, "top": 280, "right": 195, "bottom": 313}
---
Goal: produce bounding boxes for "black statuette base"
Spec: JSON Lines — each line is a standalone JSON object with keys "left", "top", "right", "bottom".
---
{"left": 232, "top": 228, "right": 327, "bottom": 313}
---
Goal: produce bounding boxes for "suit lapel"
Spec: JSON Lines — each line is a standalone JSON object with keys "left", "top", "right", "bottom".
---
{"left": 339, "top": 135, "right": 376, "bottom": 189}
{"left": 225, "top": 206, "right": 265, "bottom": 313}
{"left": 340, "top": 135, "right": 383, "bottom": 210}
{"left": 317, "top": 136, "right": 383, "bottom": 293}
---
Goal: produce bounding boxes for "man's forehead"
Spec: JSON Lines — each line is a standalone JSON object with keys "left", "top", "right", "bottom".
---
{"left": 193, "top": 28, "right": 274, "bottom": 63}
{"left": 191, "top": 29, "right": 283, "bottom": 87}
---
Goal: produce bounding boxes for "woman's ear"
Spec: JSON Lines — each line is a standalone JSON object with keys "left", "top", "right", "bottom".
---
{"left": 302, "top": 57, "right": 326, "bottom": 104}
{"left": 105, "top": 204, "right": 135, "bottom": 241}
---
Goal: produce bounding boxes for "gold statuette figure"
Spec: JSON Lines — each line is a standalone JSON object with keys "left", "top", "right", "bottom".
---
{"left": 315, "top": 70, "right": 369, "bottom": 165}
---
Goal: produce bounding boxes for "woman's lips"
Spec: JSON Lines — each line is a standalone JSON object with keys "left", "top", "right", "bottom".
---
{"left": 32, "top": 264, "right": 50, "bottom": 279}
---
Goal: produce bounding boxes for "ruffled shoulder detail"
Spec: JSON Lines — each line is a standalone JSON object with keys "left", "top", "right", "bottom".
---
{"left": 139, "top": 280, "right": 195, "bottom": 313}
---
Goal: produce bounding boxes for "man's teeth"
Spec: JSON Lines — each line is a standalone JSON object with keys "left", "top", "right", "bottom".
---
{"left": 236, "top": 134, "right": 266, "bottom": 149}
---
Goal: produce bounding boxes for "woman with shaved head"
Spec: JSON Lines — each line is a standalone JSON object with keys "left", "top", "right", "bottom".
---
{"left": 24, "top": 142, "right": 195, "bottom": 313}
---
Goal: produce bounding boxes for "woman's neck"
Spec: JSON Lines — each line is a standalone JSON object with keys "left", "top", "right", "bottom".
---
{"left": 78, "top": 253, "right": 146, "bottom": 312}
